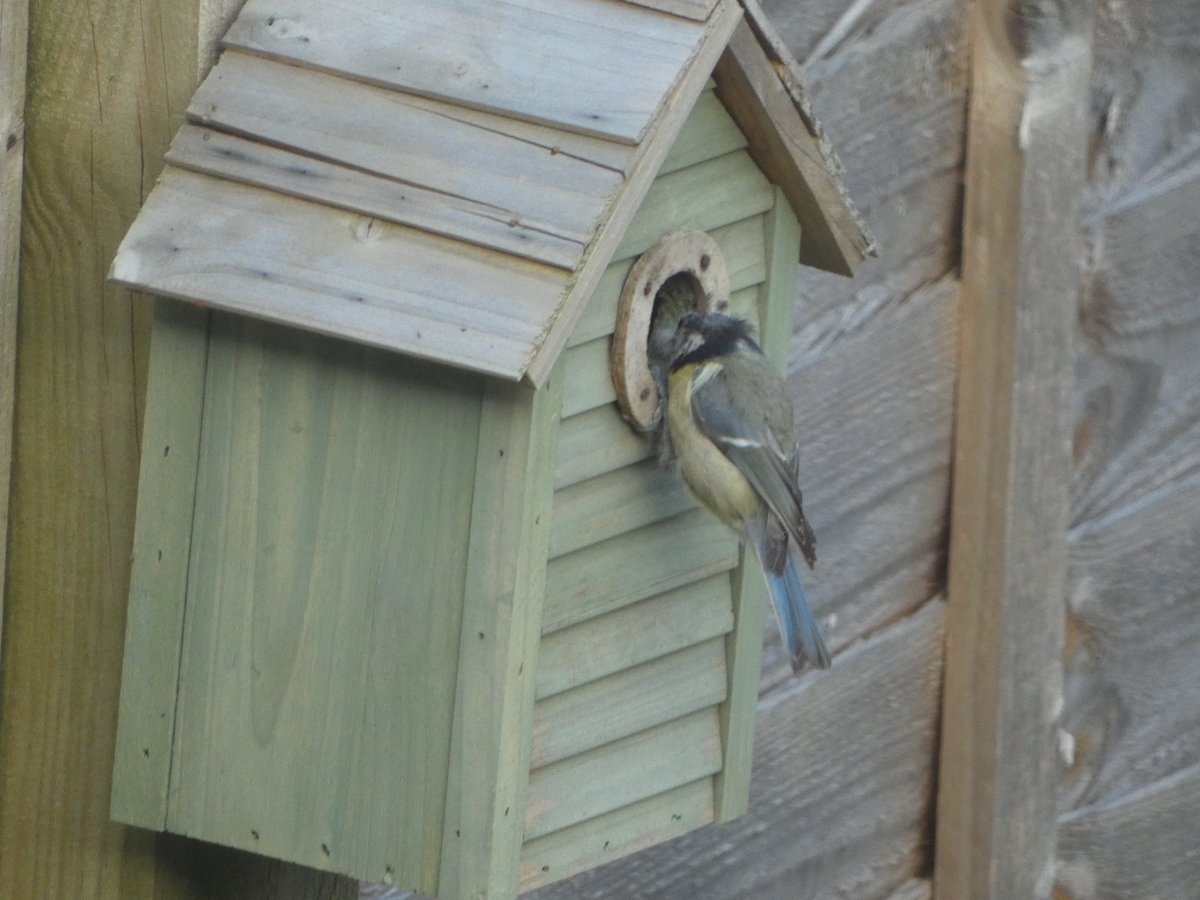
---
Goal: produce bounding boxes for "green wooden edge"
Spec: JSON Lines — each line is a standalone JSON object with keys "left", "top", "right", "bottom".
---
{"left": 713, "top": 187, "right": 800, "bottom": 821}
{"left": 437, "top": 364, "right": 564, "bottom": 900}
{"left": 110, "top": 302, "right": 211, "bottom": 830}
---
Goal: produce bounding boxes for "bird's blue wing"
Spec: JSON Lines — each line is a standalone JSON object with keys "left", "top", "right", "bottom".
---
{"left": 690, "top": 364, "right": 817, "bottom": 567}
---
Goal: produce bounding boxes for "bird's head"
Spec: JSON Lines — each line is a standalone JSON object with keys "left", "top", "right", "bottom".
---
{"left": 669, "top": 312, "right": 760, "bottom": 370}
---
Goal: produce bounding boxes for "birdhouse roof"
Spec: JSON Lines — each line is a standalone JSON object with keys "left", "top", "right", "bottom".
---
{"left": 111, "top": 0, "right": 871, "bottom": 385}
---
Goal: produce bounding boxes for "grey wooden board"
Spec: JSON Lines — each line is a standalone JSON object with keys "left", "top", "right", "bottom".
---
{"left": 760, "top": 276, "right": 957, "bottom": 675}
{"left": 167, "top": 315, "right": 482, "bottom": 885}
{"left": 181, "top": 51, "right": 627, "bottom": 266}
{"left": 1061, "top": 479, "right": 1200, "bottom": 811}
{"left": 531, "top": 639, "right": 727, "bottom": 769}
{"left": 621, "top": 0, "right": 718, "bottom": 22}
{"left": 536, "top": 573, "right": 734, "bottom": 700}
{"left": 528, "top": 599, "right": 945, "bottom": 900}
{"left": 223, "top": 0, "right": 710, "bottom": 144}
{"left": 1054, "top": 761, "right": 1200, "bottom": 900}
{"left": 1061, "top": 6, "right": 1200, "bottom": 876}
{"left": 543, "top": 508, "right": 738, "bottom": 635}
{"left": 110, "top": 168, "right": 562, "bottom": 381}
{"left": 524, "top": 708, "right": 723, "bottom": 840}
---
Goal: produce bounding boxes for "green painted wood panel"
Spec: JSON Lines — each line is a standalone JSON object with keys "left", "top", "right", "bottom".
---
{"left": 531, "top": 639, "right": 728, "bottom": 769}
{"left": 524, "top": 709, "right": 723, "bottom": 840}
{"left": 543, "top": 508, "right": 738, "bottom": 634}
{"left": 437, "top": 367, "right": 563, "bottom": 900}
{"left": 519, "top": 778, "right": 714, "bottom": 892}
{"left": 112, "top": 304, "right": 211, "bottom": 830}
{"left": 613, "top": 150, "right": 774, "bottom": 261}
{"left": 658, "top": 89, "right": 748, "bottom": 177}
{"left": 554, "top": 405, "right": 654, "bottom": 491}
{"left": 536, "top": 574, "right": 734, "bottom": 700}
{"left": 166, "top": 314, "right": 483, "bottom": 888}
{"left": 549, "top": 459, "right": 697, "bottom": 558}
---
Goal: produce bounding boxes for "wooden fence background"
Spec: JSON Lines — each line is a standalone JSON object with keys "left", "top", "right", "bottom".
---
{"left": 1, "top": 1, "right": 1197, "bottom": 899}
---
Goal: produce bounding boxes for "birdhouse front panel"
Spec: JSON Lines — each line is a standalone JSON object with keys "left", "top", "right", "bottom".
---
{"left": 517, "top": 89, "right": 802, "bottom": 891}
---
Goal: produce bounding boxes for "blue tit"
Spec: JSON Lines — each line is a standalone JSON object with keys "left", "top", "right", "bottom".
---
{"left": 666, "top": 311, "right": 830, "bottom": 673}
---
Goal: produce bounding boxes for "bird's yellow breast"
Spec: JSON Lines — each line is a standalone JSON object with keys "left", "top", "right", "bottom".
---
{"left": 667, "top": 361, "right": 761, "bottom": 529}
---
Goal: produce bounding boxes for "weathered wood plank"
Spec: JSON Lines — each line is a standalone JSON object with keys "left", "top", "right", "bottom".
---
{"left": 183, "top": 50, "right": 627, "bottom": 264}
{"left": 168, "top": 124, "right": 585, "bottom": 270}
{"left": 621, "top": 0, "right": 718, "bottom": 22}
{"left": 934, "top": 3, "right": 1091, "bottom": 898}
{"left": 168, "top": 316, "right": 482, "bottom": 886}
{"left": 536, "top": 573, "right": 734, "bottom": 699}
{"left": 1053, "top": 761, "right": 1200, "bottom": 900}
{"left": 0, "top": 0, "right": 26, "bottom": 653}
{"left": 531, "top": 639, "right": 727, "bottom": 769}
{"left": 525, "top": 709, "right": 723, "bottom": 840}
{"left": 439, "top": 369, "right": 563, "bottom": 900}
{"left": 543, "top": 508, "right": 738, "bottom": 634}
{"left": 561, "top": 336, "right": 617, "bottom": 419}
{"left": 765, "top": 277, "right": 958, "bottom": 675}
{"left": 713, "top": 16, "right": 873, "bottom": 275}
{"left": 224, "top": 0, "right": 707, "bottom": 144}
{"left": 111, "top": 168, "right": 561, "bottom": 381}
{"left": 525, "top": 0, "right": 743, "bottom": 385}
{"left": 110, "top": 303, "right": 210, "bottom": 830}
{"left": 1059, "top": 478, "right": 1200, "bottom": 811}
{"left": 529, "top": 599, "right": 945, "bottom": 900}
{"left": 520, "top": 779, "right": 714, "bottom": 892}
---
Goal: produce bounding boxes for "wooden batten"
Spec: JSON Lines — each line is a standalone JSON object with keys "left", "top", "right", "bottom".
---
{"left": 438, "top": 369, "right": 563, "bottom": 900}
{"left": 934, "top": 1, "right": 1090, "bottom": 897}
{"left": 111, "top": 303, "right": 212, "bottom": 829}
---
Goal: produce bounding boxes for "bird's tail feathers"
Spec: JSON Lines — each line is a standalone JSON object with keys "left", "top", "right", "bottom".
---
{"left": 748, "top": 518, "right": 831, "bottom": 673}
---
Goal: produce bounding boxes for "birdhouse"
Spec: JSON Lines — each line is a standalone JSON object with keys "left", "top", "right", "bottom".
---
{"left": 109, "top": 1, "right": 870, "bottom": 897}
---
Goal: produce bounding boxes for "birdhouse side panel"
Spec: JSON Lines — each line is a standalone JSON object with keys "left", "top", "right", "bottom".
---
{"left": 519, "top": 94, "right": 790, "bottom": 891}
{"left": 164, "top": 314, "right": 484, "bottom": 889}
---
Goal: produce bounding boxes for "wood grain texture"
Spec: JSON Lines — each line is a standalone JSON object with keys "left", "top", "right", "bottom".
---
{"left": 224, "top": 0, "right": 708, "bottom": 144}
{"left": 168, "top": 316, "right": 483, "bottom": 887}
{"left": 0, "top": 0, "right": 355, "bottom": 895}
{"left": 528, "top": 599, "right": 944, "bottom": 900}
{"left": 1053, "top": 761, "right": 1200, "bottom": 899}
{"left": 935, "top": 3, "right": 1091, "bottom": 898}
{"left": 439, "top": 370, "right": 563, "bottom": 900}
{"left": 111, "top": 303, "right": 210, "bottom": 829}
{"left": 111, "top": 168, "right": 561, "bottom": 381}
{"left": 0, "top": 0, "right": 26, "bottom": 651}
{"left": 1058, "top": 9, "right": 1200, "bottom": 895}
{"left": 620, "top": 0, "right": 717, "bottom": 22}
{"left": 179, "top": 50, "right": 627, "bottom": 266}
